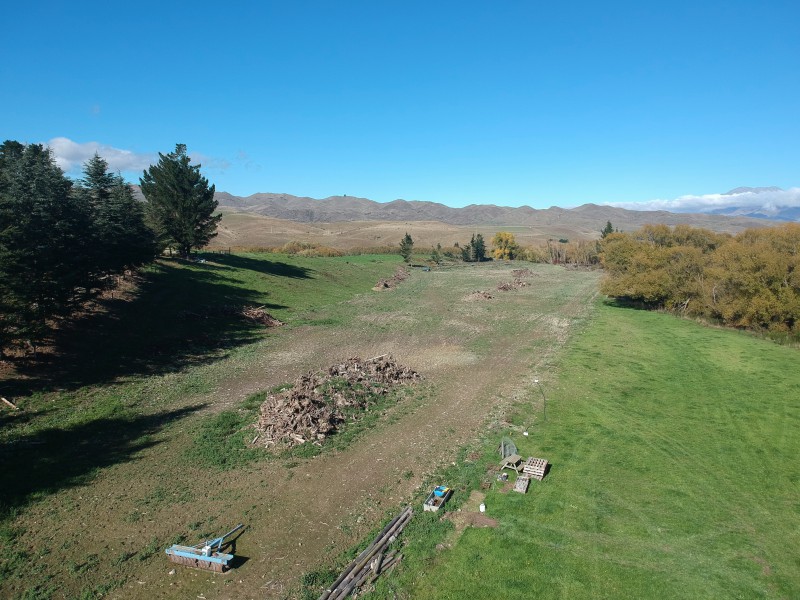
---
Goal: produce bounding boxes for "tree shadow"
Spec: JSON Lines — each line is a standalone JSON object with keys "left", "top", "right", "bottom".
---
{"left": 1, "top": 258, "right": 292, "bottom": 395}
{"left": 602, "top": 297, "right": 658, "bottom": 311}
{"left": 205, "top": 253, "right": 314, "bottom": 279}
{"left": 0, "top": 404, "right": 202, "bottom": 513}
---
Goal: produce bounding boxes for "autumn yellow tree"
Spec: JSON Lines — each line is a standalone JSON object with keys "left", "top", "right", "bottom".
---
{"left": 492, "top": 232, "right": 519, "bottom": 260}
{"left": 706, "top": 224, "right": 800, "bottom": 331}
{"left": 600, "top": 223, "right": 800, "bottom": 334}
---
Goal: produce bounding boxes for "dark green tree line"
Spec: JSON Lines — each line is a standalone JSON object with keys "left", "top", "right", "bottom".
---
{"left": 461, "top": 233, "right": 486, "bottom": 262}
{"left": 78, "top": 154, "right": 155, "bottom": 275}
{"left": 0, "top": 141, "right": 155, "bottom": 353}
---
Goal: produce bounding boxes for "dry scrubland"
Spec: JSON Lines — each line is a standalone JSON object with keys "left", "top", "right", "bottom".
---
{"left": 210, "top": 208, "right": 593, "bottom": 251}
{"left": 1, "top": 257, "right": 600, "bottom": 599}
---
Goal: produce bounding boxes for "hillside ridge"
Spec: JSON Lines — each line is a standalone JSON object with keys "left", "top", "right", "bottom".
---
{"left": 210, "top": 190, "right": 776, "bottom": 231}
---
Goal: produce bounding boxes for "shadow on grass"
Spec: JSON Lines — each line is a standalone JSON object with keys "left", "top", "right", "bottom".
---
{"left": 2, "top": 257, "right": 306, "bottom": 395}
{"left": 207, "top": 253, "right": 315, "bottom": 279}
{"left": 602, "top": 297, "right": 658, "bottom": 311}
{"left": 0, "top": 404, "right": 202, "bottom": 513}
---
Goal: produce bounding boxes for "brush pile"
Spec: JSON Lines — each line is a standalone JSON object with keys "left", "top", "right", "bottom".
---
{"left": 511, "top": 268, "right": 534, "bottom": 278}
{"left": 464, "top": 290, "right": 493, "bottom": 301}
{"left": 373, "top": 267, "right": 409, "bottom": 291}
{"left": 240, "top": 306, "right": 284, "bottom": 327}
{"left": 178, "top": 304, "right": 283, "bottom": 327}
{"left": 255, "top": 355, "right": 420, "bottom": 447}
{"left": 497, "top": 279, "right": 529, "bottom": 291}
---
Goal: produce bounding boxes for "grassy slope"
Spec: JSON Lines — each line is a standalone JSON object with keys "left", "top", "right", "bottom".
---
{"left": 392, "top": 303, "right": 800, "bottom": 599}
{"left": 0, "top": 253, "right": 400, "bottom": 599}
{"left": 0, "top": 252, "right": 398, "bottom": 437}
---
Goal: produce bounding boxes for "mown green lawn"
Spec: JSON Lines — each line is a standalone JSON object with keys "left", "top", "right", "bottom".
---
{"left": 382, "top": 302, "right": 800, "bottom": 599}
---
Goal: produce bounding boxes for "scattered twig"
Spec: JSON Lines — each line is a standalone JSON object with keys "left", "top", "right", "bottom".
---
{"left": 1, "top": 397, "right": 19, "bottom": 410}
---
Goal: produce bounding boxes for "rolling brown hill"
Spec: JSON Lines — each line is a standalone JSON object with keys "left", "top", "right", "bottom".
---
{"left": 214, "top": 191, "right": 774, "bottom": 229}
{"left": 204, "top": 191, "right": 777, "bottom": 250}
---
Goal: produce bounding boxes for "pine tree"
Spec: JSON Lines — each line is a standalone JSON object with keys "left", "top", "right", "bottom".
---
{"left": 601, "top": 220, "right": 615, "bottom": 238}
{"left": 140, "top": 144, "right": 220, "bottom": 258}
{"left": 106, "top": 175, "right": 156, "bottom": 267}
{"left": 78, "top": 155, "right": 155, "bottom": 274}
{"left": 0, "top": 141, "right": 91, "bottom": 350}
{"left": 473, "top": 233, "right": 486, "bottom": 261}
{"left": 80, "top": 153, "right": 115, "bottom": 208}
{"left": 399, "top": 232, "right": 414, "bottom": 263}
{"left": 431, "top": 243, "right": 442, "bottom": 265}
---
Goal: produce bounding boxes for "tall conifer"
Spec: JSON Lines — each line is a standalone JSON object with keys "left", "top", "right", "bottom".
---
{"left": 140, "top": 144, "right": 220, "bottom": 258}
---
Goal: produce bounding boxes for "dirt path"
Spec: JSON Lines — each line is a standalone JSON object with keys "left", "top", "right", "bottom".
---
{"left": 16, "top": 263, "right": 600, "bottom": 599}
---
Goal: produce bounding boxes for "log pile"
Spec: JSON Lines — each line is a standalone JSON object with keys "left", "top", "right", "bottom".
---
{"left": 319, "top": 506, "right": 413, "bottom": 599}
{"left": 255, "top": 356, "right": 420, "bottom": 448}
{"left": 373, "top": 267, "right": 409, "bottom": 291}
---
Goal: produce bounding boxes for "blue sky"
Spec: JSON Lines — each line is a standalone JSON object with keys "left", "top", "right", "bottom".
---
{"left": 3, "top": 1, "right": 799, "bottom": 210}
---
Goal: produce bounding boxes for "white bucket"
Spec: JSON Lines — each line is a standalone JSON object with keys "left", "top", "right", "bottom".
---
{"left": 479, "top": 503, "right": 486, "bottom": 513}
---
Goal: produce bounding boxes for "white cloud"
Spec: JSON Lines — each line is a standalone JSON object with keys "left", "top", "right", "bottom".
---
{"left": 608, "top": 187, "right": 800, "bottom": 216}
{"left": 235, "top": 149, "right": 262, "bottom": 171}
{"left": 189, "top": 151, "right": 231, "bottom": 172}
{"left": 47, "top": 137, "right": 156, "bottom": 173}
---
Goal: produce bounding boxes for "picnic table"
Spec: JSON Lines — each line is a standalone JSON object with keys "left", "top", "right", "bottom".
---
{"left": 500, "top": 453, "right": 524, "bottom": 473}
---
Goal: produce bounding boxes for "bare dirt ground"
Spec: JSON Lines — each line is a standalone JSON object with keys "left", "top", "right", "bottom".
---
{"left": 10, "top": 263, "right": 599, "bottom": 599}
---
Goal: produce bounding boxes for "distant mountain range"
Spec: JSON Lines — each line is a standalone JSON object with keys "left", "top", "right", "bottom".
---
{"left": 210, "top": 190, "right": 777, "bottom": 232}
{"left": 704, "top": 187, "right": 800, "bottom": 221}
{"left": 131, "top": 185, "right": 792, "bottom": 233}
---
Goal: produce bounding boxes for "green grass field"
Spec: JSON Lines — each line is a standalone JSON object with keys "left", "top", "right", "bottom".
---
{"left": 3, "top": 252, "right": 798, "bottom": 599}
{"left": 0, "top": 253, "right": 402, "bottom": 599}
{"left": 376, "top": 302, "right": 800, "bottom": 599}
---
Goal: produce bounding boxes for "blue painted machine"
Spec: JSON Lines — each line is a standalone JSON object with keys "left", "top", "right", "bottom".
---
{"left": 165, "top": 524, "right": 244, "bottom": 572}
{"left": 424, "top": 486, "right": 452, "bottom": 512}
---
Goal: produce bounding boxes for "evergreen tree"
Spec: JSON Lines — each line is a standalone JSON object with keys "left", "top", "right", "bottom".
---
{"left": 80, "top": 153, "right": 115, "bottom": 208}
{"left": 78, "top": 155, "right": 155, "bottom": 273}
{"left": 0, "top": 141, "right": 91, "bottom": 350}
{"left": 140, "top": 144, "right": 220, "bottom": 258}
{"left": 399, "top": 232, "right": 414, "bottom": 263}
{"left": 431, "top": 243, "right": 442, "bottom": 265}
{"left": 601, "top": 220, "right": 615, "bottom": 238}
{"left": 460, "top": 234, "right": 487, "bottom": 262}
{"left": 472, "top": 233, "right": 486, "bottom": 261}
{"left": 106, "top": 175, "right": 156, "bottom": 267}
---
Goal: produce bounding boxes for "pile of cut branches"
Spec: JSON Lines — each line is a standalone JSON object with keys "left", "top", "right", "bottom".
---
{"left": 497, "top": 279, "right": 529, "bottom": 291}
{"left": 373, "top": 267, "right": 409, "bottom": 291}
{"left": 464, "top": 290, "right": 493, "bottom": 301}
{"left": 255, "top": 355, "right": 420, "bottom": 447}
{"left": 178, "top": 304, "right": 283, "bottom": 327}
{"left": 241, "top": 306, "right": 284, "bottom": 327}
